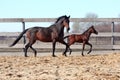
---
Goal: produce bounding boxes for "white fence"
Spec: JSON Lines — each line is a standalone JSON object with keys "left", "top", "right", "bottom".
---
{"left": 0, "top": 18, "right": 120, "bottom": 50}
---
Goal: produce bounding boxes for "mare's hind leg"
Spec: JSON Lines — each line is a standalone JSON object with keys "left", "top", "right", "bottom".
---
{"left": 30, "top": 46, "right": 37, "bottom": 57}
{"left": 24, "top": 41, "right": 36, "bottom": 57}
{"left": 29, "top": 32, "right": 37, "bottom": 57}
{"left": 86, "top": 42, "right": 92, "bottom": 54}
{"left": 24, "top": 32, "right": 36, "bottom": 57}
{"left": 24, "top": 43, "right": 30, "bottom": 57}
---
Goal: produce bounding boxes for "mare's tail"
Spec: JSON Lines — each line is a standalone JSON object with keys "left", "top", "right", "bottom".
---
{"left": 9, "top": 29, "right": 29, "bottom": 47}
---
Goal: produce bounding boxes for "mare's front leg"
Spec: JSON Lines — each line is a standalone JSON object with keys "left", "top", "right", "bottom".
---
{"left": 52, "top": 40, "right": 57, "bottom": 57}
{"left": 30, "top": 46, "right": 37, "bottom": 57}
{"left": 59, "top": 40, "right": 70, "bottom": 57}
{"left": 86, "top": 42, "right": 92, "bottom": 54}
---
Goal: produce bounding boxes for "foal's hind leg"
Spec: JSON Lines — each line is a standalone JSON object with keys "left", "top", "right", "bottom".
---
{"left": 67, "top": 46, "right": 72, "bottom": 55}
{"left": 68, "top": 47, "right": 72, "bottom": 55}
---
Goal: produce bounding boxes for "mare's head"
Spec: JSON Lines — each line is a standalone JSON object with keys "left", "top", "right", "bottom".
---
{"left": 89, "top": 25, "right": 98, "bottom": 35}
{"left": 55, "top": 15, "right": 70, "bottom": 32}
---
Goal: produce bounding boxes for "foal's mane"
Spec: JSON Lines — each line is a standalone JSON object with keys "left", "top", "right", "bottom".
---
{"left": 82, "top": 25, "right": 94, "bottom": 34}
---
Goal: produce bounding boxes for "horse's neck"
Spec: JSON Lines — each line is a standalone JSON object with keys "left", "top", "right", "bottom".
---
{"left": 52, "top": 23, "right": 64, "bottom": 36}
{"left": 55, "top": 18, "right": 64, "bottom": 33}
{"left": 83, "top": 30, "right": 92, "bottom": 39}
{"left": 57, "top": 24, "right": 64, "bottom": 35}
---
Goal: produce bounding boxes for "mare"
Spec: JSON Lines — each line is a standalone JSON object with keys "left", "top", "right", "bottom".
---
{"left": 10, "top": 15, "right": 70, "bottom": 57}
{"left": 64, "top": 25, "right": 98, "bottom": 56}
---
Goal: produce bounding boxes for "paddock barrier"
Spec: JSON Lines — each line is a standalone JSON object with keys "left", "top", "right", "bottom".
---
{"left": 0, "top": 18, "right": 120, "bottom": 52}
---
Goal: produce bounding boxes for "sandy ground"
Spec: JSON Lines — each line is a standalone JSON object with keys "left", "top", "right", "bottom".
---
{"left": 0, "top": 52, "right": 120, "bottom": 80}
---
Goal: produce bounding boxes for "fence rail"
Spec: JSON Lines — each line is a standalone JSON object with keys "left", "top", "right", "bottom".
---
{"left": 0, "top": 18, "right": 120, "bottom": 50}
{"left": 0, "top": 18, "right": 120, "bottom": 22}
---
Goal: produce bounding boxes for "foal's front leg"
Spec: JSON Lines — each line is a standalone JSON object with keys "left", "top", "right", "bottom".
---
{"left": 81, "top": 41, "right": 86, "bottom": 56}
{"left": 86, "top": 42, "right": 92, "bottom": 54}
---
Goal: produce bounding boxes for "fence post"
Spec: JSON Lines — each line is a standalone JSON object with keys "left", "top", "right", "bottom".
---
{"left": 22, "top": 22, "right": 26, "bottom": 44}
{"left": 111, "top": 22, "right": 115, "bottom": 50}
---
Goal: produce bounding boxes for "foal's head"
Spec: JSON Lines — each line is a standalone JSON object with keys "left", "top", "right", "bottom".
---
{"left": 89, "top": 25, "right": 98, "bottom": 35}
{"left": 56, "top": 15, "right": 70, "bottom": 32}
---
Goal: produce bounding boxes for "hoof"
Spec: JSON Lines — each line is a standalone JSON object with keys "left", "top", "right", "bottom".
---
{"left": 62, "top": 53, "right": 67, "bottom": 57}
{"left": 52, "top": 55, "right": 57, "bottom": 57}
{"left": 82, "top": 54, "right": 84, "bottom": 56}
{"left": 69, "top": 50, "right": 72, "bottom": 55}
{"left": 25, "top": 55, "right": 28, "bottom": 57}
{"left": 34, "top": 54, "right": 37, "bottom": 57}
{"left": 87, "top": 52, "right": 91, "bottom": 54}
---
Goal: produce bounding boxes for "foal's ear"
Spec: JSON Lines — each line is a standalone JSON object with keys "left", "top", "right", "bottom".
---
{"left": 91, "top": 25, "right": 94, "bottom": 28}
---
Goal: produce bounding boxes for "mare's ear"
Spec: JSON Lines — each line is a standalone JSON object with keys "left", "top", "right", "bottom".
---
{"left": 68, "top": 15, "right": 70, "bottom": 18}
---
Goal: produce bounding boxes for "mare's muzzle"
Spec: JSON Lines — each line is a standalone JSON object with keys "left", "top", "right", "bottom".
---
{"left": 67, "top": 27, "right": 70, "bottom": 32}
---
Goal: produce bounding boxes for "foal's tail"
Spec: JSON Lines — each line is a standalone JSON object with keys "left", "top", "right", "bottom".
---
{"left": 9, "top": 29, "right": 29, "bottom": 47}
{"left": 63, "top": 35, "right": 69, "bottom": 39}
{"left": 63, "top": 35, "right": 70, "bottom": 44}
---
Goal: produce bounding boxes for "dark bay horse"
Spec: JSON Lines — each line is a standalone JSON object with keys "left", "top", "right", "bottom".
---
{"left": 10, "top": 15, "right": 70, "bottom": 57}
{"left": 64, "top": 25, "right": 98, "bottom": 56}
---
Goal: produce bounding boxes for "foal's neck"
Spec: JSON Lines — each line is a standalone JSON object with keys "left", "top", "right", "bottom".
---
{"left": 84, "top": 29, "right": 92, "bottom": 39}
